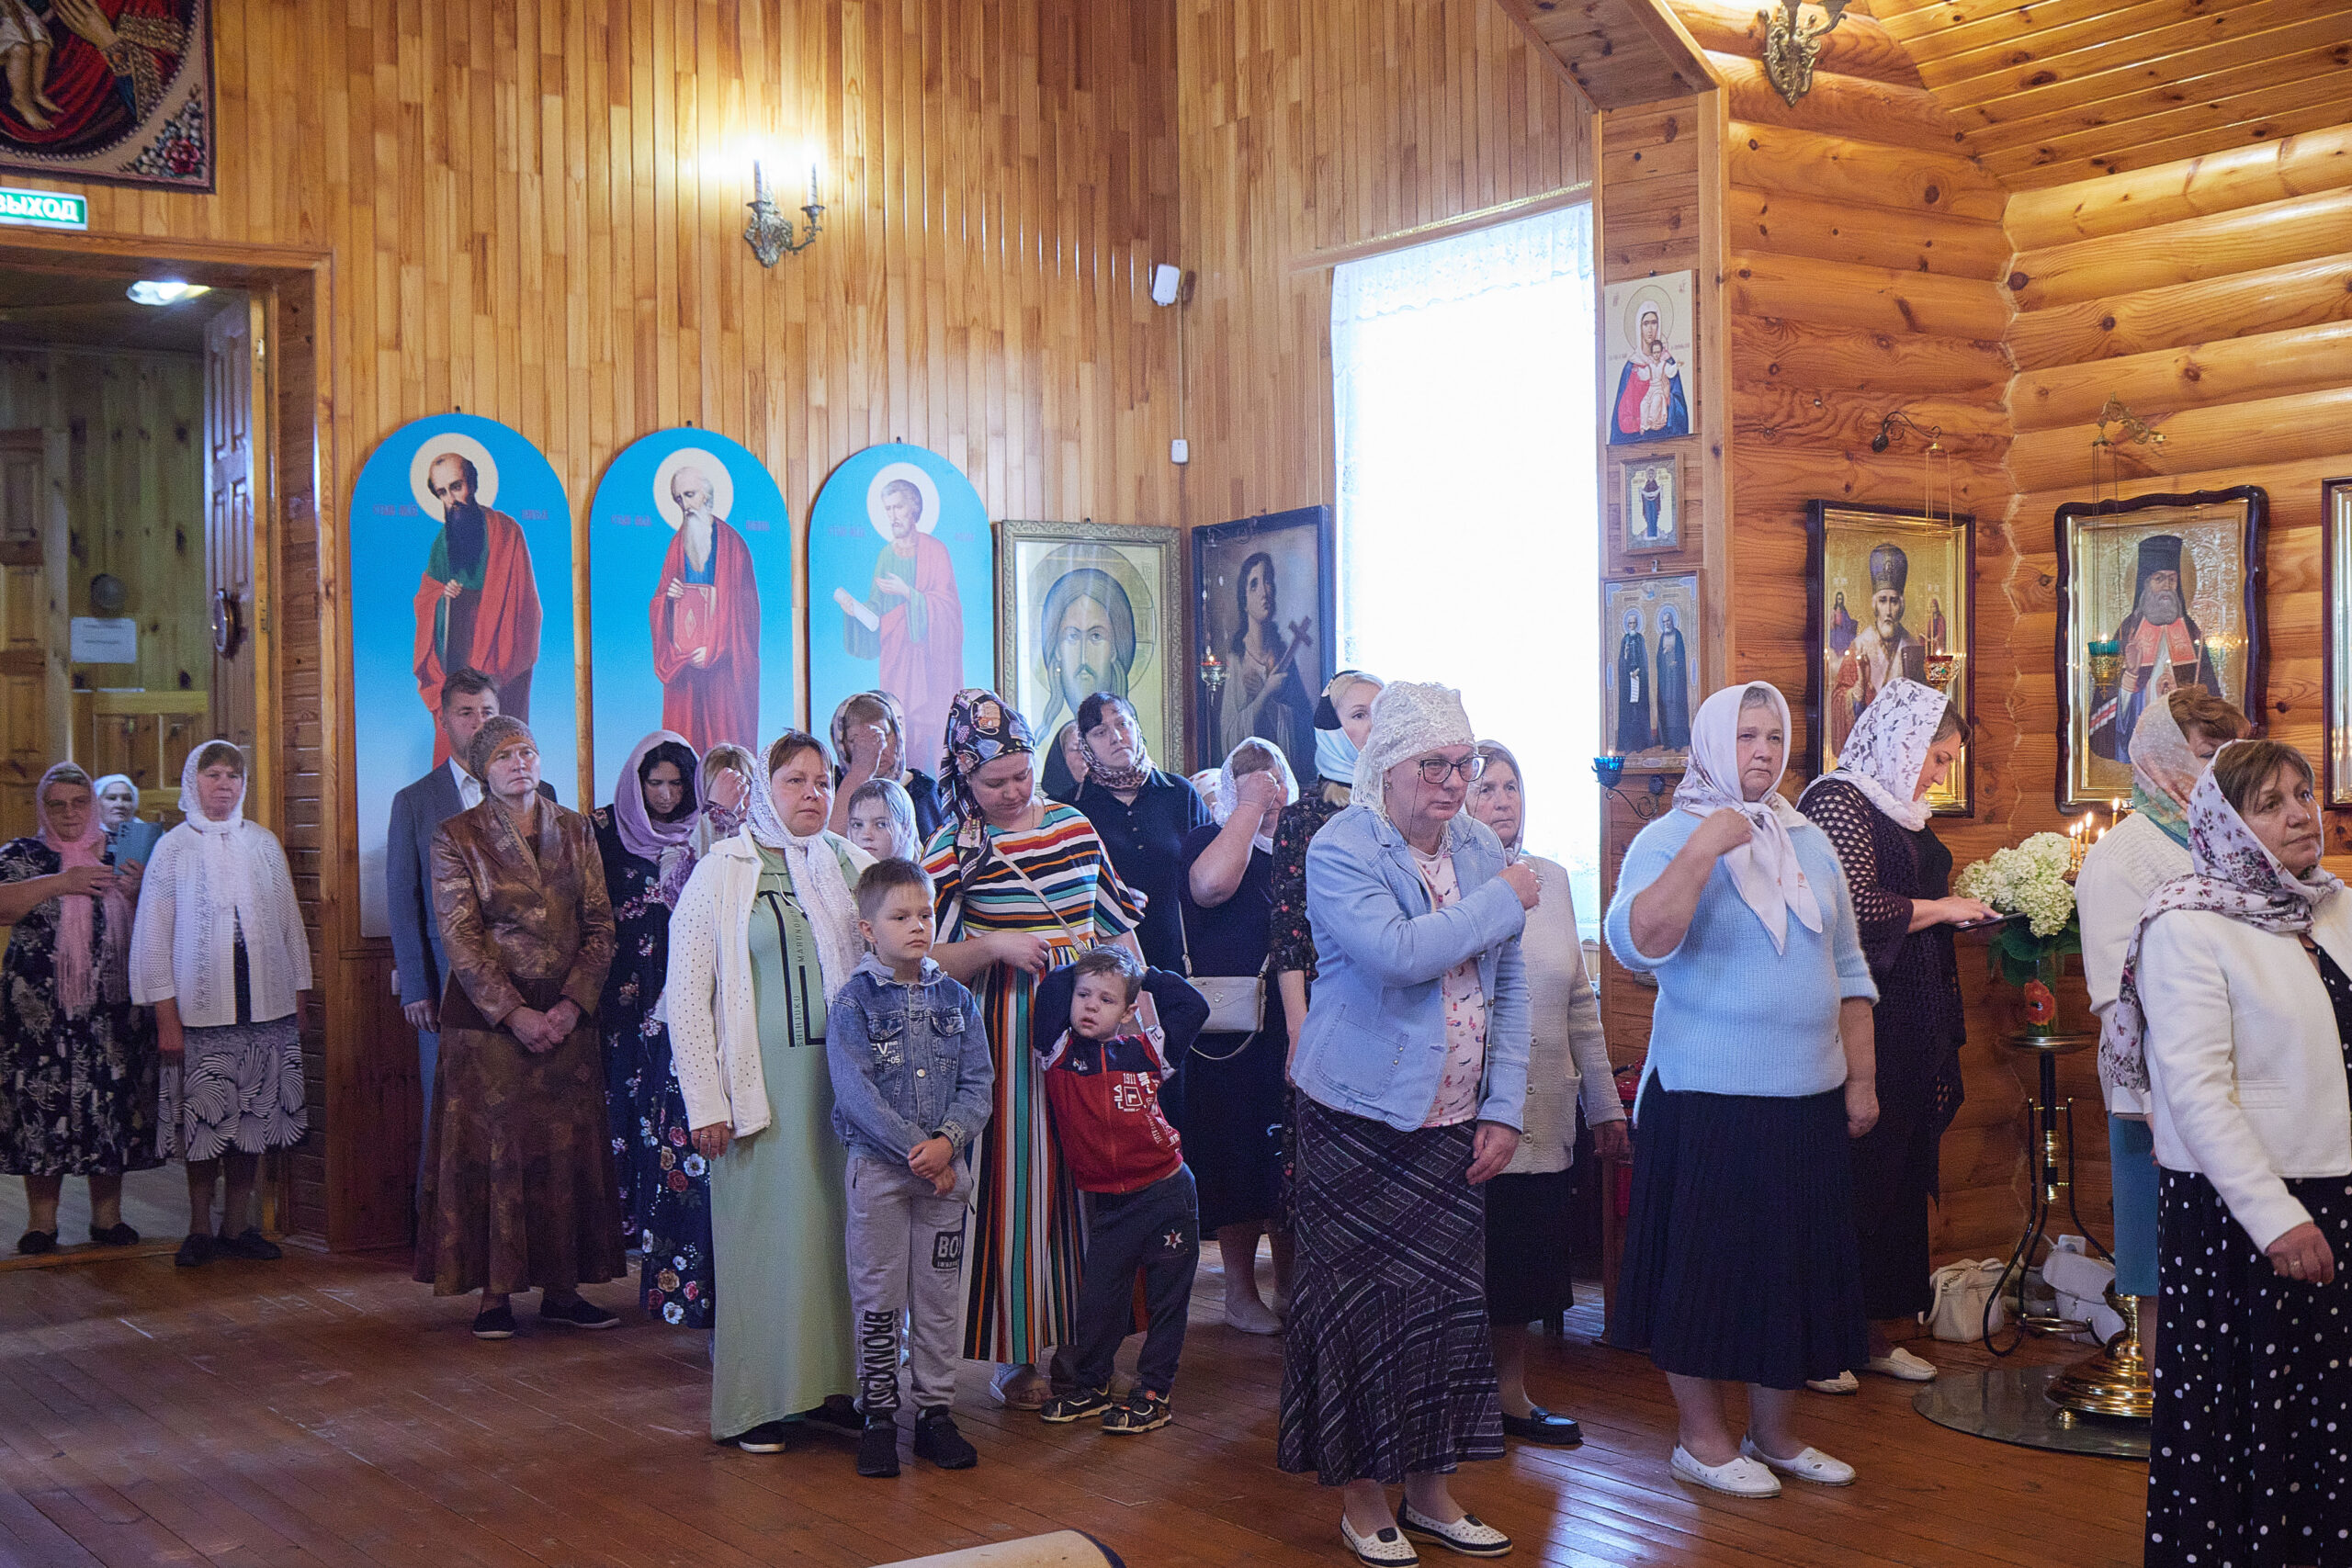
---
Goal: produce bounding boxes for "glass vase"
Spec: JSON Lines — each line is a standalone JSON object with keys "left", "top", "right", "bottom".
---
{"left": 2017, "top": 950, "right": 2064, "bottom": 1039}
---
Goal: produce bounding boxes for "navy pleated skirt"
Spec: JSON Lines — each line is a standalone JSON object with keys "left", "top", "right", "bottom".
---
{"left": 1606, "top": 1078, "right": 1866, "bottom": 1389}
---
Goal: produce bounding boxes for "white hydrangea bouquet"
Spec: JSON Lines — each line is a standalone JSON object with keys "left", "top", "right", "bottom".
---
{"left": 1955, "top": 833, "right": 2083, "bottom": 1023}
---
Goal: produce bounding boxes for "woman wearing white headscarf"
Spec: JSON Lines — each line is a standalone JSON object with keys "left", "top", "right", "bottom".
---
{"left": 2105, "top": 741, "right": 2351, "bottom": 1568}
{"left": 667, "top": 730, "right": 873, "bottom": 1452}
{"left": 1463, "top": 739, "right": 1625, "bottom": 1447}
{"left": 2077, "top": 686, "right": 2247, "bottom": 1364}
{"left": 1603, "top": 682, "right": 1877, "bottom": 1499}
{"left": 1798, "top": 680, "right": 1993, "bottom": 1393}
{"left": 1279, "top": 682, "right": 1538, "bottom": 1566}
{"left": 91, "top": 773, "right": 162, "bottom": 871}
{"left": 132, "top": 741, "right": 312, "bottom": 1269}
{"left": 1177, "top": 736, "right": 1301, "bottom": 1335}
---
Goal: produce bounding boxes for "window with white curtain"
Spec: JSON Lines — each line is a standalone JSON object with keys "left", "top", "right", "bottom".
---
{"left": 1330, "top": 202, "right": 1600, "bottom": 933}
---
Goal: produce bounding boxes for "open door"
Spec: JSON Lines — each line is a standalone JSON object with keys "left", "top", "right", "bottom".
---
{"left": 204, "top": 295, "right": 275, "bottom": 826}
{"left": 0, "top": 425, "right": 66, "bottom": 841}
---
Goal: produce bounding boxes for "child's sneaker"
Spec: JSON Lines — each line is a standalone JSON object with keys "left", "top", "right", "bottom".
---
{"left": 1102, "top": 1388, "right": 1170, "bottom": 1434}
{"left": 1038, "top": 1386, "right": 1114, "bottom": 1424}
{"left": 912, "top": 1406, "right": 978, "bottom": 1469}
{"left": 856, "top": 1416, "right": 900, "bottom": 1478}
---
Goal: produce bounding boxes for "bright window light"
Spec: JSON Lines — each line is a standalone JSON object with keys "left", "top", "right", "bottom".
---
{"left": 126, "top": 280, "right": 209, "bottom": 306}
{"left": 1331, "top": 203, "right": 1602, "bottom": 933}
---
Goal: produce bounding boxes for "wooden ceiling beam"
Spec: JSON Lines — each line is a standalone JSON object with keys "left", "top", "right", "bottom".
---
{"left": 2005, "top": 120, "right": 2352, "bottom": 244}
{"left": 2001, "top": 96, "right": 2352, "bottom": 188}
{"left": 1919, "top": 0, "right": 2314, "bottom": 99}
{"left": 1487, "top": 0, "right": 1715, "bottom": 109}
{"left": 1676, "top": 0, "right": 1926, "bottom": 85}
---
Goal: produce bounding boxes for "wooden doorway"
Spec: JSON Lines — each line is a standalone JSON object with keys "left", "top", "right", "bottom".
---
{"left": 0, "top": 424, "right": 63, "bottom": 840}
{"left": 203, "top": 294, "right": 274, "bottom": 826}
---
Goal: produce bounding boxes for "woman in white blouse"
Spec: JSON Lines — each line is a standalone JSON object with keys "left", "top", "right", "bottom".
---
{"left": 131, "top": 741, "right": 312, "bottom": 1269}
{"left": 2101, "top": 739, "right": 2350, "bottom": 1567}
{"left": 1464, "top": 740, "right": 1626, "bottom": 1448}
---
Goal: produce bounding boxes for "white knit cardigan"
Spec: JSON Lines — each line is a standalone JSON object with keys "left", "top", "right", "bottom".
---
{"left": 130, "top": 819, "right": 312, "bottom": 1027}
{"left": 1503, "top": 855, "right": 1623, "bottom": 1174}
{"left": 665, "top": 828, "right": 871, "bottom": 1139}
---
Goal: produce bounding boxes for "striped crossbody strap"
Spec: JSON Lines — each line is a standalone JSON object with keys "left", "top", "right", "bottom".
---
{"left": 983, "top": 832, "right": 1094, "bottom": 952}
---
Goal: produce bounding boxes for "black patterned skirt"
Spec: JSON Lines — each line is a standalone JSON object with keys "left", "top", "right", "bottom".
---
{"left": 1606, "top": 1079, "right": 1866, "bottom": 1389}
{"left": 1277, "top": 1096, "right": 1502, "bottom": 1485}
{"left": 2146, "top": 1168, "right": 2352, "bottom": 1568}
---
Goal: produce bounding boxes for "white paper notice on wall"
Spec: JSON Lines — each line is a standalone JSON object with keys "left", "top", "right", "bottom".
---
{"left": 70, "top": 616, "right": 137, "bottom": 664}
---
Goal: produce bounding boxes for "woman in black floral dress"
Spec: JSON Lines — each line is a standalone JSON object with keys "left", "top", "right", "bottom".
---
{"left": 0, "top": 762, "right": 160, "bottom": 1254}
{"left": 593, "top": 731, "right": 715, "bottom": 1327}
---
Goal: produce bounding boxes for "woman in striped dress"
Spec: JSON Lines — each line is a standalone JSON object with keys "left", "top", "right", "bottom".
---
{"left": 923, "top": 689, "right": 1144, "bottom": 1409}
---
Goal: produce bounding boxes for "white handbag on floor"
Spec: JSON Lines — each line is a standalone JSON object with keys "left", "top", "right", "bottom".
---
{"left": 1922, "top": 1258, "right": 2009, "bottom": 1342}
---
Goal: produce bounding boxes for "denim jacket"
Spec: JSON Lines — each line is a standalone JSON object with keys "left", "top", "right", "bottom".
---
{"left": 1290, "top": 805, "right": 1531, "bottom": 1133}
{"left": 825, "top": 953, "right": 994, "bottom": 1165}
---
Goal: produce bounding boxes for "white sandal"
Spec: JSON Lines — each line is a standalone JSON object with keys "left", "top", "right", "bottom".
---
{"left": 1804, "top": 1370, "right": 1859, "bottom": 1394}
{"left": 1670, "top": 1444, "right": 1781, "bottom": 1497}
{"left": 1741, "top": 1434, "right": 1856, "bottom": 1486}
{"left": 1866, "top": 1346, "right": 1938, "bottom": 1382}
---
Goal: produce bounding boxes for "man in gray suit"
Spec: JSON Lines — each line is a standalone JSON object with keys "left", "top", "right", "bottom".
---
{"left": 384, "top": 667, "right": 555, "bottom": 1197}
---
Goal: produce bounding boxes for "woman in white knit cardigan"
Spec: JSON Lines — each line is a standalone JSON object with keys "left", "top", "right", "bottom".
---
{"left": 1464, "top": 739, "right": 1627, "bottom": 1448}
{"left": 131, "top": 741, "right": 311, "bottom": 1268}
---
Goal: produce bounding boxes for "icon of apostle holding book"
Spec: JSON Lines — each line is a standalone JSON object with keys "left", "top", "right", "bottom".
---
{"left": 650, "top": 452, "right": 761, "bottom": 752}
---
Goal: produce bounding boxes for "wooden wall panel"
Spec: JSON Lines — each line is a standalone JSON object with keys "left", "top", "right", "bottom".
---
{"left": 1173, "top": 0, "right": 1595, "bottom": 529}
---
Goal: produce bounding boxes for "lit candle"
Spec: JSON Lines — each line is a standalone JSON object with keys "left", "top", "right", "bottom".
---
{"left": 752, "top": 158, "right": 768, "bottom": 203}
{"left": 807, "top": 161, "right": 820, "bottom": 206}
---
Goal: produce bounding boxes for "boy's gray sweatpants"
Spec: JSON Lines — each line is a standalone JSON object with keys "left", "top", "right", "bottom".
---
{"left": 844, "top": 1149, "right": 972, "bottom": 1414}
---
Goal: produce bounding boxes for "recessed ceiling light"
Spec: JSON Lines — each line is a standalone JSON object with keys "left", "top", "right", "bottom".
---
{"left": 126, "top": 280, "right": 209, "bottom": 307}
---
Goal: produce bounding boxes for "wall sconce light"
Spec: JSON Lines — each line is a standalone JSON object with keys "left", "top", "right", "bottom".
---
{"left": 744, "top": 155, "right": 823, "bottom": 267}
{"left": 1763, "top": 0, "right": 1850, "bottom": 107}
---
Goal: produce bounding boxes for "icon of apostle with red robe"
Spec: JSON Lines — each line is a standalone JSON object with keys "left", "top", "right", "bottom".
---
{"left": 413, "top": 449, "right": 541, "bottom": 765}
{"left": 650, "top": 461, "right": 762, "bottom": 753}
{"left": 831, "top": 470, "right": 965, "bottom": 761}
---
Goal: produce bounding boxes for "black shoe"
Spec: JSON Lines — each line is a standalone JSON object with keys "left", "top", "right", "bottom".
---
{"left": 798, "top": 1393, "right": 865, "bottom": 1435}
{"left": 16, "top": 1229, "right": 56, "bottom": 1256}
{"left": 727, "top": 1421, "right": 790, "bottom": 1454}
{"left": 857, "top": 1416, "right": 901, "bottom": 1477}
{"left": 1102, "top": 1388, "right": 1171, "bottom": 1434}
{"left": 912, "top": 1407, "right": 978, "bottom": 1470}
{"left": 174, "top": 1233, "right": 215, "bottom": 1268}
{"left": 87, "top": 1222, "right": 140, "bottom": 1247}
{"left": 471, "top": 1304, "right": 517, "bottom": 1339}
{"left": 1501, "top": 1406, "right": 1582, "bottom": 1447}
{"left": 215, "top": 1227, "right": 281, "bottom": 1260}
{"left": 1037, "top": 1386, "right": 1114, "bottom": 1424}
{"left": 538, "top": 1296, "right": 620, "bottom": 1329}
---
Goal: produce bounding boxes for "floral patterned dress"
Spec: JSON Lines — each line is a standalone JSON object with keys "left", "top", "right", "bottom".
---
{"left": 592, "top": 807, "right": 713, "bottom": 1327}
{"left": 0, "top": 840, "right": 161, "bottom": 1177}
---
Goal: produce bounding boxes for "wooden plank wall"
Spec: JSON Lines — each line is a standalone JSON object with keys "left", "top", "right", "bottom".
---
{"left": 1172, "top": 0, "right": 1594, "bottom": 526}
{"left": 0, "top": 349, "right": 208, "bottom": 716}
{"left": 29, "top": 0, "right": 1185, "bottom": 1247}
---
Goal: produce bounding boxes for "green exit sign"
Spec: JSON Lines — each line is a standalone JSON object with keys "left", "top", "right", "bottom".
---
{"left": 0, "top": 188, "right": 86, "bottom": 230}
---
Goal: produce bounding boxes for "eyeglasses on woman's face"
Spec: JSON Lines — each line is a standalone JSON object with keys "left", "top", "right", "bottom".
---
{"left": 1415, "top": 754, "right": 1486, "bottom": 784}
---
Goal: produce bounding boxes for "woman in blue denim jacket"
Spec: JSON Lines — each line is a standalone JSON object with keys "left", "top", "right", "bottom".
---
{"left": 1276, "top": 682, "right": 1539, "bottom": 1567}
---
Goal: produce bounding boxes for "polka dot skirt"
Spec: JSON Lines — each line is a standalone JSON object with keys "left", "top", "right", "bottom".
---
{"left": 2143, "top": 947, "right": 2352, "bottom": 1567}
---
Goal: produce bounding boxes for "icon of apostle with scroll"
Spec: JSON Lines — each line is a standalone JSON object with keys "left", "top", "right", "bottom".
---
{"left": 1829, "top": 540, "right": 1928, "bottom": 752}
{"left": 413, "top": 438, "right": 541, "bottom": 765}
{"left": 2089, "top": 533, "right": 2220, "bottom": 763}
{"left": 831, "top": 463, "right": 965, "bottom": 761}
{"left": 649, "top": 452, "right": 762, "bottom": 753}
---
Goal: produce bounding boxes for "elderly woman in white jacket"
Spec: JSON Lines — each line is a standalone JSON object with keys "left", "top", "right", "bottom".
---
{"left": 2100, "top": 739, "right": 2351, "bottom": 1568}
{"left": 665, "top": 731, "right": 873, "bottom": 1454}
{"left": 132, "top": 740, "right": 311, "bottom": 1269}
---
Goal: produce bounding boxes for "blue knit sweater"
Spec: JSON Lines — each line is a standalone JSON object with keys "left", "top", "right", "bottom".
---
{"left": 1603, "top": 807, "right": 1878, "bottom": 1099}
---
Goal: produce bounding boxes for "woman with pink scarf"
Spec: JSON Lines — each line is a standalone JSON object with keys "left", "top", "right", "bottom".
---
{"left": 0, "top": 761, "right": 160, "bottom": 1254}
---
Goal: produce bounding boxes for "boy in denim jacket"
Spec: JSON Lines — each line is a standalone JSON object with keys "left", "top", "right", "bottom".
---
{"left": 826, "top": 857, "right": 993, "bottom": 1478}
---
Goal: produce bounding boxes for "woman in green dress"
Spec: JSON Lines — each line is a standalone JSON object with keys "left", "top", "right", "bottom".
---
{"left": 667, "top": 731, "right": 875, "bottom": 1452}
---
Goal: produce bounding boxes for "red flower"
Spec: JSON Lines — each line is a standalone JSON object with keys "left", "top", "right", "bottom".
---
{"left": 2022, "top": 980, "right": 2057, "bottom": 1026}
{"left": 669, "top": 1170, "right": 690, "bottom": 1190}
{"left": 669, "top": 1126, "right": 689, "bottom": 1146}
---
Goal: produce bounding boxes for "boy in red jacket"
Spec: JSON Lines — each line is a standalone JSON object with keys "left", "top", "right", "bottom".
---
{"left": 1030, "top": 945, "right": 1209, "bottom": 1434}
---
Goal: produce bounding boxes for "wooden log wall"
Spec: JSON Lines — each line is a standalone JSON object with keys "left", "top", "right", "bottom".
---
{"left": 1173, "top": 0, "right": 1594, "bottom": 527}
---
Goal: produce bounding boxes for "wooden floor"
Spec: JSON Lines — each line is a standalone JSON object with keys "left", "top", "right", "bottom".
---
{"left": 0, "top": 1245, "right": 2148, "bottom": 1567}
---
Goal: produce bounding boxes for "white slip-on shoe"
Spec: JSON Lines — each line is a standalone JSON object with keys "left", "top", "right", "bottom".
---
{"left": 1341, "top": 1516, "right": 1421, "bottom": 1567}
{"left": 1740, "top": 1435, "right": 1857, "bottom": 1486}
{"left": 1398, "top": 1504, "right": 1513, "bottom": 1558}
{"left": 1866, "top": 1346, "right": 1938, "bottom": 1382}
{"left": 1670, "top": 1444, "right": 1781, "bottom": 1497}
{"left": 1804, "top": 1370, "right": 1859, "bottom": 1394}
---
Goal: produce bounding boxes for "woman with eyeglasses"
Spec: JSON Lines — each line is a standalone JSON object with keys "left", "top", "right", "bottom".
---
{"left": 1279, "top": 682, "right": 1538, "bottom": 1566}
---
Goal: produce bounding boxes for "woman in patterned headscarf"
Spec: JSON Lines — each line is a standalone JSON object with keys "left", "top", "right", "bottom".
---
{"left": 922, "top": 688, "right": 1145, "bottom": 1409}
{"left": 1798, "top": 679, "right": 1994, "bottom": 1393}
{"left": 0, "top": 761, "right": 157, "bottom": 1254}
{"left": 592, "top": 730, "right": 711, "bottom": 1324}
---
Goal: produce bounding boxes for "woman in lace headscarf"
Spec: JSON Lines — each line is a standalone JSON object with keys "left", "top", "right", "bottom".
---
{"left": 592, "top": 730, "right": 712, "bottom": 1325}
{"left": 667, "top": 730, "right": 871, "bottom": 1450}
{"left": 132, "top": 741, "right": 311, "bottom": 1269}
{"left": 1, "top": 761, "right": 158, "bottom": 1254}
{"left": 1797, "top": 679, "right": 1994, "bottom": 1393}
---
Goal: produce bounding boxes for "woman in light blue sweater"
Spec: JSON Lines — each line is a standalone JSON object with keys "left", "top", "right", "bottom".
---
{"left": 1603, "top": 682, "right": 1879, "bottom": 1500}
